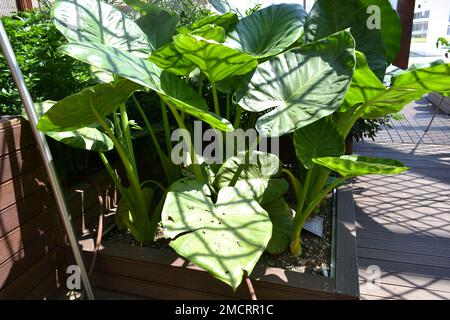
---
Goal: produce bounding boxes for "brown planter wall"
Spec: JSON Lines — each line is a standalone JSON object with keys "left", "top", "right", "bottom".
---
{"left": 0, "top": 117, "right": 116, "bottom": 299}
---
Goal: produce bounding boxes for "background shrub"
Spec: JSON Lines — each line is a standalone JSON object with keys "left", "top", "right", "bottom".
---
{"left": 0, "top": 9, "right": 93, "bottom": 116}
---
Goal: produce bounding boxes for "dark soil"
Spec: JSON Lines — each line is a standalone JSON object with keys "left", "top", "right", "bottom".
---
{"left": 104, "top": 194, "right": 333, "bottom": 277}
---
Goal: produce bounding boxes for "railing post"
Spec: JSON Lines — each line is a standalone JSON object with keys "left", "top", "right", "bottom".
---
{"left": 16, "top": 0, "right": 34, "bottom": 12}
{"left": 393, "top": 0, "right": 416, "bottom": 69}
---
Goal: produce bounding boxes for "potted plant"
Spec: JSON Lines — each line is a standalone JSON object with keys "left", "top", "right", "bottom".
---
{"left": 36, "top": 0, "right": 450, "bottom": 299}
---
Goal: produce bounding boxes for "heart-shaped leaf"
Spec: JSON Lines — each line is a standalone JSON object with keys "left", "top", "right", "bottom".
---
{"left": 172, "top": 34, "right": 258, "bottom": 83}
{"left": 224, "top": 3, "right": 307, "bottom": 58}
{"left": 161, "top": 180, "right": 272, "bottom": 290}
{"left": 52, "top": 0, "right": 152, "bottom": 56}
{"left": 313, "top": 155, "right": 409, "bottom": 177}
{"left": 236, "top": 30, "right": 356, "bottom": 137}
{"left": 136, "top": 9, "right": 179, "bottom": 50}
{"left": 304, "top": 0, "right": 401, "bottom": 79}
{"left": 294, "top": 117, "right": 345, "bottom": 169}
{"left": 37, "top": 79, "right": 141, "bottom": 132}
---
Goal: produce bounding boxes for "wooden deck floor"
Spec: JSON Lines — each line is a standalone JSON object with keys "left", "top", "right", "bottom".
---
{"left": 354, "top": 100, "right": 450, "bottom": 300}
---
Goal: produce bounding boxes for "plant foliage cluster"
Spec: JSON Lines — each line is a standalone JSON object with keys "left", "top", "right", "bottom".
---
{"left": 35, "top": 0, "right": 450, "bottom": 290}
{"left": 0, "top": 9, "right": 93, "bottom": 116}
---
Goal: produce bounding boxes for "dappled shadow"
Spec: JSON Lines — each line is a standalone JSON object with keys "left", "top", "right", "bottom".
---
{"left": 353, "top": 142, "right": 450, "bottom": 300}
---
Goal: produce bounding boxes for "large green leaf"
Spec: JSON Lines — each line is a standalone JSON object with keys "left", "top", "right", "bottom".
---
{"left": 136, "top": 9, "right": 179, "bottom": 50}
{"left": 224, "top": 3, "right": 307, "bottom": 58}
{"left": 191, "top": 25, "right": 226, "bottom": 43}
{"left": 160, "top": 72, "right": 234, "bottom": 132}
{"left": 391, "top": 60, "right": 450, "bottom": 94}
{"left": 52, "top": 0, "right": 152, "bottom": 56}
{"left": 209, "top": 0, "right": 300, "bottom": 18}
{"left": 340, "top": 53, "right": 450, "bottom": 119}
{"left": 313, "top": 155, "right": 408, "bottom": 177}
{"left": 304, "top": 0, "right": 401, "bottom": 79}
{"left": 236, "top": 30, "right": 356, "bottom": 137}
{"left": 172, "top": 35, "right": 258, "bottom": 83}
{"left": 31, "top": 102, "right": 113, "bottom": 152}
{"left": 60, "top": 42, "right": 234, "bottom": 131}
{"left": 294, "top": 117, "right": 345, "bottom": 169}
{"left": 214, "top": 151, "right": 281, "bottom": 188}
{"left": 37, "top": 79, "right": 141, "bottom": 132}
{"left": 161, "top": 180, "right": 272, "bottom": 290}
{"left": 188, "top": 12, "right": 238, "bottom": 32}
{"left": 149, "top": 43, "right": 194, "bottom": 76}
{"left": 214, "top": 151, "right": 287, "bottom": 206}
{"left": 264, "top": 198, "right": 292, "bottom": 255}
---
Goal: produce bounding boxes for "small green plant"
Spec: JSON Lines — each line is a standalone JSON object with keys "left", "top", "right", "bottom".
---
{"left": 0, "top": 10, "right": 93, "bottom": 116}
{"left": 436, "top": 37, "right": 449, "bottom": 58}
{"left": 36, "top": 0, "right": 450, "bottom": 291}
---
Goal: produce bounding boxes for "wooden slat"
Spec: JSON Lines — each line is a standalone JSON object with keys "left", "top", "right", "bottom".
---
{"left": 335, "top": 184, "right": 359, "bottom": 298}
{"left": 357, "top": 238, "right": 450, "bottom": 258}
{"left": 358, "top": 257, "right": 450, "bottom": 281}
{"left": 0, "top": 237, "right": 62, "bottom": 289}
{"left": 0, "top": 219, "right": 61, "bottom": 265}
{"left": 0, "top": 122, "right": 36, "bottom": 157}
{"left": 0, "top": 166, "right": 49, "bottom": 211}
{"left": 86, "top": 241, "right": 338, "bottom": 300}
{"left": 358, "top": 247, "right": 450, "bottom": 269}
{"left": 0, "top": 145, "right": 42, "bottom": 184}
{"left": 0, "top": 246, "right": 66, "bottom": 299}
{"left": 0, "top": 188, "right": 53, "bottom": 237}
{"left": 359, "top": 281, "right": 450, "bottom": 300}
{"left": 359, "top": 268, "right": 450, "bottom": 294}
{"left": 357, "top": 227, "right": 450, "bottom": 248}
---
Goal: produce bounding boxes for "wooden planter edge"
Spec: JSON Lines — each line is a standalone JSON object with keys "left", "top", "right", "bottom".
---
{"left": 82, "top": 183, "right": 359, "bottom": 300}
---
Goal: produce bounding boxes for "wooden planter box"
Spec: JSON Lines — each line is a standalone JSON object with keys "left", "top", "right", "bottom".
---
{"left": 84, "top": 184, "right": 360, "bottom": 300}
{"left": 0, "top": 117, "right": 116, "bottom": 299}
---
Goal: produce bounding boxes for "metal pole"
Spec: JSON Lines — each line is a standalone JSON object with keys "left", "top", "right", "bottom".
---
{"left": 0, "top": 20, "right": 95, "bottom": 300}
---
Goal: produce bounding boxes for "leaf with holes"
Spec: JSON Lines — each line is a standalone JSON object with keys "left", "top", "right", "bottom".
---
{"left": 161, "top": 180, "right": 272, "bottom": 290}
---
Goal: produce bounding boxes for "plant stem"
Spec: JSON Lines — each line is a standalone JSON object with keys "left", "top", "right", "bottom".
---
{"left": 160, "top": 98, "right": 173, "bottom": 156}
{"left": 198, "top": 73, "right": 203, "bottom": 96}
{"left": 133, "top": 96, "right": 173, "bottom": 183}
{"left": 234, "top": 105, "right": 243, "bottom": 129}
{"left": 290, "top": 167, "right": 313, "bottom": 256}
{"left": 226, "top": 94, "right": 231, "bottom": 120}
{"left": 211, "top": 81, "right": 221, "bottom": 116}
{"left": 228, "top": 137, "right": 260, "bottom": 187}
{"left": 120, "top": 103, "right": 138, "bottom": 171}
{"left": 167, "top": 103, "right": 204, "bottom": 182}
{"left": 91, "top": 101, "right": 150, "bottom": 242}
{"left": 282, "top": 168, "right": 302, "bottom": 200}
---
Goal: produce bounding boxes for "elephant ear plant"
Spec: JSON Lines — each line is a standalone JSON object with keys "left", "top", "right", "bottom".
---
{"left": 36, "top": 0, "right": 450, "bottom": 291}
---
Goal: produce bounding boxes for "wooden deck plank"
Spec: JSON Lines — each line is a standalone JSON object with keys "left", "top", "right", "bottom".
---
{"left": 354, "top": 105, "right": 450, "bottom": 299}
